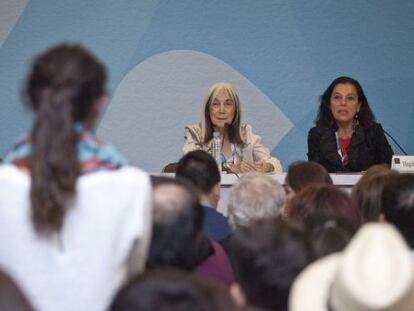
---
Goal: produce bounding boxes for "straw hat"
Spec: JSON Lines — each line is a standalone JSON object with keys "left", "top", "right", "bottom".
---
{"left": 289, "top": 223, "right": 414, "bottom": 311}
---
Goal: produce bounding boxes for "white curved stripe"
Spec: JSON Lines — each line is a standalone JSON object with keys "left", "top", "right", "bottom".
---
{"left": 98, "top": 50, "right": 293, "bottom": 172}
{"left": 0, "top": 0, "right": 29, "bottom": 47}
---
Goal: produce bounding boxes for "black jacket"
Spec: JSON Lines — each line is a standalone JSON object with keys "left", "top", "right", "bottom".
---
{"left": 307, "top": 123, "right": 393, "bottom": 173}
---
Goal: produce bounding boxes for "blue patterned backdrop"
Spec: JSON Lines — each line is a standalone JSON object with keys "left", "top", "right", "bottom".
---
{"left": 1, "top": 0, "right": 413, "bottom": 171}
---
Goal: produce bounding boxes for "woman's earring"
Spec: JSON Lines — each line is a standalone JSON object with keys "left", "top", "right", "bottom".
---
{"left": 353, "top": 112, "right": 359, "bottom": 127}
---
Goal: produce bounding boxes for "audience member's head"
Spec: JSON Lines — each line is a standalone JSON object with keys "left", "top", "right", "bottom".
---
{"left": 287, "top": 184, "right": 360, "bottom": 227}
{"left": 0, "top": 270, "right": 33, "bottom": 311}
{"left": 305, "top": 213, "right": 356, "bottom": 260}
{"left": 285, "top": 161, "right": 332, "bottom": 196}
{"left": 231, "top": 217, "right": 311, "bottom": 311}
{"left": 352, "top": 165, "right": 398, "bottom": 223}
{"left": 382, "top": 173, "right": 414, "bottom": 248}
{"left": 148, "top": 177, "right": 209, "bottom": 270}
{"left": 110, "top": 268, "right": 240, "bottom": 311}
{"left": 24, "top": 44, "right": 106, "bottom": 235}
{"left": 290, "top": 223, "right": 414, "bottom": 311}
{"left": 176, "top": 150, "right": 221, "bottom": 207}
{"left": 228, "top": 173, "right": 285, "bottom": 229}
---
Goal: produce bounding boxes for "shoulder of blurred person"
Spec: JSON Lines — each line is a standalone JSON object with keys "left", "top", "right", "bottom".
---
{"left": 195, "top": 239, "right": 235, "bottom": 286}
{"left": 202, "top": 204, "right": 232, "bottom": 241}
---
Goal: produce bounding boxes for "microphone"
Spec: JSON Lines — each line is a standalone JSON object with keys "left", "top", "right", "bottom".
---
{"left": 384, "top": 129, "right": 408, "bottom": 155}
{"left": 221, "top": 123, "right": 240, "bottom": 178}
{"left": 222, "top": 162, "right": 240, "bottom": 178}
{"left": 221, "top": 123, "right": 229, "bottom": 153}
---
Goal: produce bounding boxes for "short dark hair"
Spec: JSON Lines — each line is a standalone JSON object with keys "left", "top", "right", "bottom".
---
{"left": 176, "top": 150, "right": 220, "bottom": 195}
{"left": 315, "top": 76, "right": 375, "bottom": 129}
{"left": 286, "top": 161, "right": 332, "bottom": 193}
{"left": 110, "top": 269, "right": 238, "bottom": 311}
{"left": 382, "top": 173, "right": 414, "bottom": 248}
{"left": 305, "top": 213, "right": 356, "bottom": 260}
{"left": 148, "top": 178, "right": 210, "bottom": 270}
{"left": 352, "top": 165, "right": 398, "bottom": 222}
{"left": 231, "top": 217, "right": 311, "bottom": 311}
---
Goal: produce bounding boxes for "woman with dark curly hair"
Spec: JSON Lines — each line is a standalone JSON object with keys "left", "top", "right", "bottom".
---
{"left": 286, "top": 184, "right": 360, "bottom": 228}
{"left": 308, "top": 76, "right": 393, "bottom": 172}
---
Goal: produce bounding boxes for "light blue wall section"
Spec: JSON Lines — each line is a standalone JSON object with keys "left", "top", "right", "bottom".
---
{"left": 1, "top": 0, "right": 413, "bottom": 171}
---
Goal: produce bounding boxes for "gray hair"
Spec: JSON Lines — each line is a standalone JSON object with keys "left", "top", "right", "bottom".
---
{"left": 228, "top": 172, "right": 286, "bottom": 229}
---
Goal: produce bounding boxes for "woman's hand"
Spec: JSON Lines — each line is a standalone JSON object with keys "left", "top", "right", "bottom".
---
{"left": 230, "top": 161, "right": 274, "bottom": 173}
{"left": 254, "top": 161, "right": 274, "bottom": 173}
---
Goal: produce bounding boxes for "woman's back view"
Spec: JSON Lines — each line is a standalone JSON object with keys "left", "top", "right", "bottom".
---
{"left": 0, "top": 44, "right": 151, "bottom": 311}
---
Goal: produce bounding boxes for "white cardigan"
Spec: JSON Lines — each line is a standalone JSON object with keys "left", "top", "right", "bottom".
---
{"left": 183, "top": 123, "right": 283, "bottom": 172}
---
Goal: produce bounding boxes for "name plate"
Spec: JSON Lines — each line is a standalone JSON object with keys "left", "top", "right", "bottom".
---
{"left": 391, "top": 155, "right": 414, "bottom": 172}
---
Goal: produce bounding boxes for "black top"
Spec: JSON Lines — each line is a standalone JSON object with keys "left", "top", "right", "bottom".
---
{"left": 307, "top": 122, "right": 393, "bottom": 173}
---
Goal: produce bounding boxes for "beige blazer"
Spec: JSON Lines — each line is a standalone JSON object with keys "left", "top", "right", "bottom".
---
{"left": 183, "top": 123, "right": 282, "bottom": 172}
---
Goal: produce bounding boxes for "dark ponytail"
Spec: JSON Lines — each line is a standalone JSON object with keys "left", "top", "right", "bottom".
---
{"left": 26, "top": 44, "right": 106, "bottom": 235}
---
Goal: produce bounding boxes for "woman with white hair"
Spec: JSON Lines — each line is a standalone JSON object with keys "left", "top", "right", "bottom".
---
{"left": 183, "top": 82, "right": 282, "bottom": 173}
{"left": 227, "top": 172, "right": 286, "bottom": 229}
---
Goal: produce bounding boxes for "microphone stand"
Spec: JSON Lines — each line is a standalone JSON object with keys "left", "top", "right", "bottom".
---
{"left": 384, "top": 129, "right": 408, "bottom": 155}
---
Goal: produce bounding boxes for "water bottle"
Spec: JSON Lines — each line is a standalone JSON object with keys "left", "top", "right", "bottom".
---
{"left": 212, "top": 131, "right": 222, "bottom": 171}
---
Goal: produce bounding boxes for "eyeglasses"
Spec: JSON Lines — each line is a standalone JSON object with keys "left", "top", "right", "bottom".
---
{"left": 331, "top": 94, "right": 358, "bottom": 103}
{"left": 210, "top": 100, "right": 234, "bottom": 111}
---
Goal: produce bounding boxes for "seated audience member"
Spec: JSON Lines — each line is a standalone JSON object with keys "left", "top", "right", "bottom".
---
{"left": 286, "top": 184, "right": 360, "bottom": 227}
{"left": 0, "top": 270, "right": 33, "bottom": 311}
{"left": 148, "top": 177, "right": 234, "bottom": 285}
{"left": 228, "top": 172, "right": 286, "bottom": 229}
{"left": 0, "top": 44, "right": 152, "bottom": 311}
{"left": 352, "top": 164, "right": 398, "bottom": 223}
{"left": 231, "top": 217, "right": 311, "bottom": 311}
{"left": 110, "top": 268, "right": 240, "bottom": 311}
{"left": 284, "top": 161, "right": 332, "bottom": 199}
{"left": 176, "top": 150, "right": 231, "bottom": 241}
{"left": 305, "top": 213, "right": 356, "bottom": 260}
{"left": 290, "top": 223, "right": 414, "bottom": 311}
{"left": 183, "top": 82, "right": 282, "bottom": 173}
{"left": 382, "top": 173, "right": 414, "bottom": 248}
